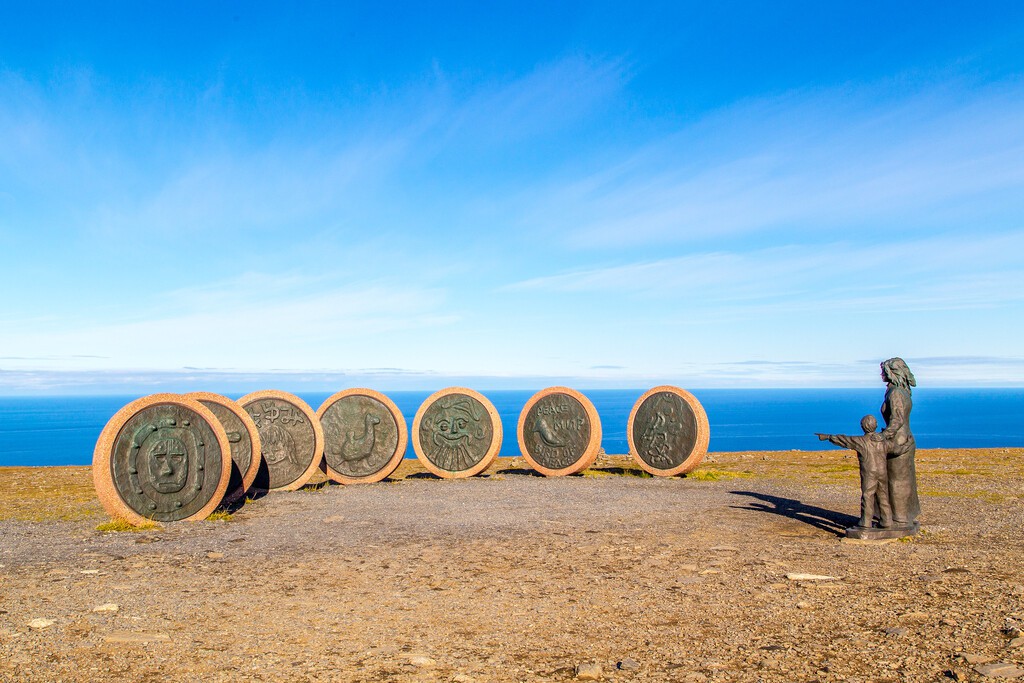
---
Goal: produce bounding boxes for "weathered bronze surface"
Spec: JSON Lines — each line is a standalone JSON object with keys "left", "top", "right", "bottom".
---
{"left": 417, "top": 393, "right": 494, "bottom": 472}
{"left": 817, "top": 357, "right": 920, "bottom": 540}
{"left": 521, "top": 393, "right": 591, "bottom": 471}
{"left": 321, "top": 393, "right": 401, "bottom": 479}
{"left": 631, "top": 391, "right": 698, "bottom": 470}
{"left": 242, "top": 397, "right": 317, "bottom": 490}
{"left": 109, "top": 402, "right": 225, "bottom": 522}
{"left": 197, "top": 399, "right": 253, "bottom": 504}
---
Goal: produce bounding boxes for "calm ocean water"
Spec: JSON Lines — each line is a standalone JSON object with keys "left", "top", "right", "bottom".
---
{"left": 0, "top": 389, "right": 1021, "bottom": 467}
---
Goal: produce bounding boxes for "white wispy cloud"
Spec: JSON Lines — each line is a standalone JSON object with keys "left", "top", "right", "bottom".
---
{"left": 0, "top": 277, "right": 457, "bottom": 371}
{"left": 517, "top": 79, "right": 1024, "bottom": 246}
{"left": 503, "top": 230, "right": 1024, "bottom": 314}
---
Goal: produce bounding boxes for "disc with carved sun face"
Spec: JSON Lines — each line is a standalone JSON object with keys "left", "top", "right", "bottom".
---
{"left": 412, "top": 388, "right": 502, "bottom": 478}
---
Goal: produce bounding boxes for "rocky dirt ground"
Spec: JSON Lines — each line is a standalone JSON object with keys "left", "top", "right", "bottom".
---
{"left": 1, "top": 448, "right": 1023, "bottom": 683}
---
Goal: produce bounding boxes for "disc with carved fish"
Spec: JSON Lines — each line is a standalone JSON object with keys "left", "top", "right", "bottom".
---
{"left": 184, "top": 392, "right": 262, "bottom": 504}
{"left": 517, "top": 386, "right": 602, "bottom": 476}
{"left": 412, "top": 387, "right": 502, "bottom": 478}
{"left": 627, "top": 385, "right": 710, "bottom": 476}
{"left": 317, "top": 388, "right": 407, "bottom": 485}
{"left": 93, "top": 394, "right": 232, "bottom": 524}
{"left": 238, "top": 390, "right": 324, "bottom": 491}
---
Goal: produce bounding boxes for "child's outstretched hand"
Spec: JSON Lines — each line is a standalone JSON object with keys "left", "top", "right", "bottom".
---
{"left": 815, "top": 433, "right": 830, "bottom": 441}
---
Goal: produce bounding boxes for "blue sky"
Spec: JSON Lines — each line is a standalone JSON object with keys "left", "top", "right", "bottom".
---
{"left": 2, "top": 2, "right": 1023, "bottom": 393}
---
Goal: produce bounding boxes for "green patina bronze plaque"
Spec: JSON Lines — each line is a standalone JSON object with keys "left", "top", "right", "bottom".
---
{"left": 109, "top": 402, "right": 226, "bottom": 522}
{"left": 522, "top": 393, "right": 592, "bottom": 471}
{"left": 321, "top": 394, "right": 401, "bottom": 479}
{"left": 631, "top": 391, "right": 698, "bottom": 470}
{"left": 198, "top": 399, "right": 253, "bottom": 503}
{"left": 243, "top": 397, "right": 317, "bottom": 489}
{"left": 417, "top": 393, "right": 494, "bottom": 472}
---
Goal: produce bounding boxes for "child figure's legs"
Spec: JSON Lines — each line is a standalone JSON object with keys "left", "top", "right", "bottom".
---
{"left": 860, "top": 483, "right": 876, "bottom": 528}
{"left": 861, "top": 471, "right": 892, "bottom": 528}
{"left": 874, "top": 469, "right": 892, "bottom": 527}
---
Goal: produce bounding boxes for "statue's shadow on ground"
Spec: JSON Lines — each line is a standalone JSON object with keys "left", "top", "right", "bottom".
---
{"left": 729, "top": 491, "right": 858, "bottom": 537}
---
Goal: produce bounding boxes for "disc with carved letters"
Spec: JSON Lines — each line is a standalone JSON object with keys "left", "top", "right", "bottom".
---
{"left": 317, "top": 388, "right": 407, "bottom": 485}
{"left": 238, "top": 390, "right": 324, "bottom": 492}
{"left": 185, "top": 392, "right": 262, "bottom": 505}
{"left": 518, "top": 387, "right": 602, "bottom": 476}
{"left": 92, "top": 394, "right": 232, "bottom": 524}
{"left": 627, "top": 386, "right": 710, "bottom": 476}
{"left": 412, "top": 387, "right": 502, "bottom": 478}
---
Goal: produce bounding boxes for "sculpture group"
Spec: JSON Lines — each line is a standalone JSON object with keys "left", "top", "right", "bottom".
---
{"left": 817, "top": 357, "right": 920, "bottom": 539}
{"left": 93, "top": 358, "right": 922, "bottom": 537}
{"left": 93, "top": 385, "right": 710, "bottom": 523}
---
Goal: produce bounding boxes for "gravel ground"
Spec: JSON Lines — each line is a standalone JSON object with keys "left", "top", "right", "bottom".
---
{"left": 1, "top": 449, "right": 1023, "bottom": 682}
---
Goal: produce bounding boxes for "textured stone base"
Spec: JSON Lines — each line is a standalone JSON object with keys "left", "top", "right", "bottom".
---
{"left": 845, "top": 522, "right": 920, "bottom": 540}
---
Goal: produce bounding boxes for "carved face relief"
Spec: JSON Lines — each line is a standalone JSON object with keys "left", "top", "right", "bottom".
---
{"left": 260, "top": 423, "right": 295, "bottom": 466}
{"left": 107, "top": 402, "right": 225, "bottom": 522}
{"left": 147, "top": 437, "right": 189, "bottom": 493}
{"left": 419, "top": 394, "right": 493, "bottom": 472}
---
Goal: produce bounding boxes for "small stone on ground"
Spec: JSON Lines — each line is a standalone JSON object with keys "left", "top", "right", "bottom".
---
{"left": 576, "top": 662, "right": 603, "bottom": 680}
{"left": 976, "top": 662, "right": 1024, "bottom": 678}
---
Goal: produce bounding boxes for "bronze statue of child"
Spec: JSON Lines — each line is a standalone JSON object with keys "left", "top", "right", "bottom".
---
{"left": 816, "top": 415, "right": 892, "bottom": 529}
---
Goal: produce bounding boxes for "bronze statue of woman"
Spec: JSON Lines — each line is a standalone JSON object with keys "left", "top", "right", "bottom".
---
{"left": 875, "top": 357, "right": 920, "bottom": 529}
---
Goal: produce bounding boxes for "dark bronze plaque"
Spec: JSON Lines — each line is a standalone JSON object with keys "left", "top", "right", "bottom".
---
{"left": 631, "top": 391, "right": 698, "bottom": 470}
{"left": 109, "top": 402, "right": 225, "bottom": 522}
{"left": 321, "top": 394, "right": 400, "bottom": 479}
{"left": 199, "top": 399, "right": 252, "bottom": 503}
{"left": 522, "top": 393, "right": 592, "bottom": 471}
{"left": 417, "top": 393, "right": 494, "bottom": 472}
{"left": 243, "top": 397, "right": 317, "bottom": 489}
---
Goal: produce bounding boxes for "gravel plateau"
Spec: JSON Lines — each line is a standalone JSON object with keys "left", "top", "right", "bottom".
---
{"left": 1, "top": 448, "right": 1022, "bottom": 682}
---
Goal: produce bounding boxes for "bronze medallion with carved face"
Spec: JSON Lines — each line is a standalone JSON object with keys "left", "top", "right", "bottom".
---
{"left": 518, "top": 387, "right": 602, "bottom": 476}
{"left": 412, "top": 388, "right": 502, "bottom": 478}
{"left": 627, "top": 386, "right": 710, "bottom": 476}
{"left": 185, "top": 392, "right": 262, "bottom": 505}
{"left": 93, "top": 394, "right": 232, "bottom": 524}
{"left": 318, "top": 389, "right": 407, "bottom": 484}
{"left": 238, "top": 390, "right": 323, "bottom": 491}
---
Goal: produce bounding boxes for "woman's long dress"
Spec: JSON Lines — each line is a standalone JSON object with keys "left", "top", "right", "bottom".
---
{"left": 881, "top": 385, "right": 920, "bottom": 526}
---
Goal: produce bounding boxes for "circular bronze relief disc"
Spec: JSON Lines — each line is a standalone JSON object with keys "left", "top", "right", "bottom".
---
{"left": 627, "top": 385, "right": 710, "bottom": 476}
{"left": 92, "top": 394, "right": 232, "bottom": 524}
{"left": 412, "top": 387, "right": 502, "bottom": 479}
{"left": 317, "top": 388, "right": 407, "bottom": 485}
{"left": 185, "top": 392, "right": 262, "bottom": 505}
{"left": 518, "top": 386, "right": 602, "bottom": 476}
{"left": 237, "top": 390, "right": 324, "bottom": 491}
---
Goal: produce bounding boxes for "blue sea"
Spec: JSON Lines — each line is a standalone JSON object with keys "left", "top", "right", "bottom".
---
{"left": 1, "top": 389, "right": 1022, "bottom": 467}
